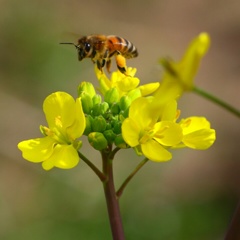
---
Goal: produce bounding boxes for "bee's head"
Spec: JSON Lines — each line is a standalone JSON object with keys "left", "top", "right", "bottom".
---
{"left": 76, "top": 37, "right": 92, "bottom": 60}
{"left": 60, "top": 37, "right": 92, "bottom": 61}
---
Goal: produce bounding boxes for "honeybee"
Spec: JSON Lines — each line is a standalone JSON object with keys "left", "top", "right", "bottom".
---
{"left": 60, "top": 35, "right": 138, "bottom": 75}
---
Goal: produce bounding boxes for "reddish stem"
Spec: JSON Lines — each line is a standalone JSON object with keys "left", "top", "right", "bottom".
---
{"left": 102, "top": 150, "right": 125, "bottom": 240}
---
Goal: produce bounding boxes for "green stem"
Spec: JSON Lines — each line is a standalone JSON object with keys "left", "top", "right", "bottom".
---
{"left": 116, "top": 158, "right": 149, "bottom": 199}
{"left": 193, "top": 86, "right": 240, "bottom": 118}
{"left": 102, "top": 150, "right": 125, "bottom": 240}
{"left": 78, "top": 151, "right": 106, "bottom": 182}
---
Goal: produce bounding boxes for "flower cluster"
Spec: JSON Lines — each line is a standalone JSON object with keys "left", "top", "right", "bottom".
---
{"left": 18, "top": 32, "right": 216, "bottom": 170}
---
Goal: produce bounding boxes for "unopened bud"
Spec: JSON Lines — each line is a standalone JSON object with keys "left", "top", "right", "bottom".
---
{"left": 83, "top": 115, "right": 93, "bottom": 135}
{"left": 103, "top": 129, "right": 116, "bottom": 144}
{"left": 92, "top": 102, "right": 109, "bottom": 116}
{"left": 113, "top": 120, "right": 122, "bottom": 134}
{"left": 78, "top": 81, "right": 96, "bottom": 98}
{"left": 92, "top": 116, "right": 107, "bottom": 132}
{"left": 92, "top": 94, "right": 102, "bottom": 105}
{"left": 110, "top": 102, "right": 120, "bottom": 115}
{"left": 119, "top": 96, "right": 131, "bottom": 111}
{"left": 79, "top": 92, "right": 93, "bottom": 114}
{"left": 114, "top": 134, "right": 128, "bottom": 148}
{"left": 100, "top": 102, "right": 109, "bottom": 114}
{"left": 104, "top": 87, "right": 119, "bottom": 105}
{"left": 88, "top": 132, "right": 108, "bottom": 150}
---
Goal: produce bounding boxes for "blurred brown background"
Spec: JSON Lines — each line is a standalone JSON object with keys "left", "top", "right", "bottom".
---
{"left": 0, "top": 0, "right": 240, "bottom": 239}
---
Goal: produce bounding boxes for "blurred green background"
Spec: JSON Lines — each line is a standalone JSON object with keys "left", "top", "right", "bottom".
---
{"left": 1, "top": 0, "right": 240, "bottom": 239}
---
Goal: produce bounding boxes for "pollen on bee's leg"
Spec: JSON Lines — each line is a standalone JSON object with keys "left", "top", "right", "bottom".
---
{"left": 116, "top": 55, "right": 127, "bottom": 75}
{"left": 117, "top": 65, "right": 127, "bottom": 74}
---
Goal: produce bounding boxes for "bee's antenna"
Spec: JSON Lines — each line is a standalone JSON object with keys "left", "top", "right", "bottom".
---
{"left": 60, "top": 42, "right": 78, "bottom": 48}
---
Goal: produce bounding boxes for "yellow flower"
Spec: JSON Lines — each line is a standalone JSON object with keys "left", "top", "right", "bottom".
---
{"left": 95, "top": 66, "right": 159, "bottom": 98}
{"left": 174, "top": 117, "right": 216, "bottom": 149}
{"left": 122, "top": 97, "right": 182, "bottom": 161}
{"left": 18, "top": 92, "right": 86, "bottom": 170}
{"left": 155, "top": 32, "right": 210, "bottom": 100}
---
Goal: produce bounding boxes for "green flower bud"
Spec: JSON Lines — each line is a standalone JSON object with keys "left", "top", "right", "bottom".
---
{"left": 119, "top": 96, "right": 131, "bottom": 111}
{"left": 91, "top": 104, "right": 102, "bottom": 116}
{"left": 104, "top": 87, "right": 119, "bottom": 105}
{"left": 101, "top": 102, "right": 109, "bottom": 114}
{"left": 110, "top": 102, "right": 120, "bottom": 115}
{"left": 80, "top": 92, "right": 93, "bottom": 114}
{"left": 103, "top": 129, "right": 116, "bottom": 144}
{"left": 92, "top": 115, "right": 107, "bottom": 132}
{"left": 106, "top": 122, "right": 112, "bottom": 130}
{"left": 121, "top": 108, "right": 129, "bottom": 118}
{"left": 78, "top": 81, "right": 96, "bottom": 98}
{"left": 92, "top": 94, "right": 102, "bottom": 105}
{"left": 114, "top": 134, "right": 128, "bottom": 148}
{"left": 113, "top": 120, "right": 122, "bottom": 134}
{"left": 92, "top": 102, "right": 109, "bottom": 116}
{"left": 83, "top": 115, "right": 93, "bottom": 135}
{"left": 88, "top": 132, "right": 108, "bottom": 150}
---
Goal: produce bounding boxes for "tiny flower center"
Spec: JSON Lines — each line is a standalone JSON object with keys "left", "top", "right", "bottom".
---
{"left": 154, "top": 125, "right": 170, "bottom": 139}
{"left": 51, "top": 115, "right": 72, "bottom": 144}
{"left": 41, "top": 116, "right": 72, "bottom": 145}
{"left": 55, "top": 116, "right": 63, "bottom": 128}
{"left": 139, "top": 124, "right": 170, "bottom": 144}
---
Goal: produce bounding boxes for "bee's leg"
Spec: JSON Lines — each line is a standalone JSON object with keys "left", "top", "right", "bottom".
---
{"left": 96, "top": 60, "right": 103, "bottom": 72}
{"left": 101, "top": 59, "right": 106, "bottom": 68}
{"left": 96, "top": 59, "right": 106, "bottom": 72}
{"left": 106, "top": 59, "right": 112, "bottom": 73}
{"left": 115, "top": 54, "right": 127, "bottom": 75}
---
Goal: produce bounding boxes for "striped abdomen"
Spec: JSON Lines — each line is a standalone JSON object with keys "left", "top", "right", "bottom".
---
{"left": 107, "top": 35, "right": 138, "bottom": 59}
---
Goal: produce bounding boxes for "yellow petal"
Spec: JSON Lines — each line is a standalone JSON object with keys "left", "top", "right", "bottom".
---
{"left": 155, "top": 32, "right": 210, "bottom": 101}
{"left": 180, "top": 117, "right": 210, "bottom": 135}
{"left": 18, "top": 137, "right": 55, "bottom": 162}
{"left": 117, "top": 77, "right": 139, "bottom": 92}
{"left": 161, "top": 100, "right": 178, "bottom": 121}
{"left": 141, "top": 139, "right": 172, "bottom": 162}
{"left": 179, "top": 32, "right": 210, "bottom": 89}
{"left": 66, "top": 97, "right": 86, "bottom": 139}
{"left": 138, "top": 82, "right": 160, "bottom": 96}
{"left": 122, "top": 118, "right": 140, "bottom": 147}
{"left": 42, "top": 144, "right": 79, "bottom": 170}
{"left": 154, "top": 121, "right": 183, "bottom": 146}
{"left": 98, "top": 72, "right": 112, "bottom": 94}
{"left": 182, "top": 129, "right": 216, "bottom": 149}
{"left": 129, "top": 97, "right": 155, "bottom": 128}
{"left": 43, "top": 92, "right": 76, "bottom": 130}
{"left": 180, "top": 117, "right": 216, "bottom": 149}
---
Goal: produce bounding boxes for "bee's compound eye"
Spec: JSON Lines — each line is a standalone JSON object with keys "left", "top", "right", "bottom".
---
{"left": 84, "top": 42, "right": 91, "bottom": 52}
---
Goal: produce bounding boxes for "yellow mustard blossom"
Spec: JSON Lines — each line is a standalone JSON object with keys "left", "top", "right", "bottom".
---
{"left": 174, "top": 117, "right": 216, "bottom": 149}
{"left": 95, "top": 65, "right": 159, "bottom": 98}
{"left": 155, "top": 32, "right": 210, "bottom": 100}
{"left": 18, "top": 92, "right": 86, "bottom": 170}
{"left": 122, "top": 97, "right": 183, "bottom": 161}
